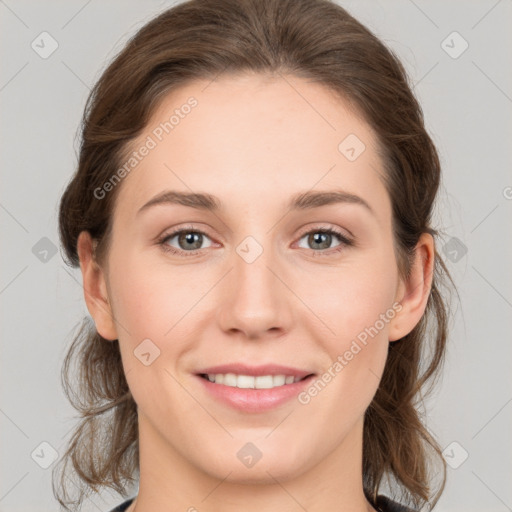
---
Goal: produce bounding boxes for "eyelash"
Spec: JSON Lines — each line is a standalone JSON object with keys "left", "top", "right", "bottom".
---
{"left": 157, "top": 225, "right": 354, "bottom": 258}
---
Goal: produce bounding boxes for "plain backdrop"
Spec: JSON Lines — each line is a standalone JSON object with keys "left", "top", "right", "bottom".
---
{"left": 1, "top": 1, "right": 511, "bottom": 511}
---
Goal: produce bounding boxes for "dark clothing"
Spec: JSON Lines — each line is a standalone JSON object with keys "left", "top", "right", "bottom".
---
{"left": 109, "top": 497, "right": 134, "bottom": 512}
{"left": 375, "top": 494, "right": 417, "bottom": 512}
{"left": 108, "top": 494, "right": 416, "bottom": 511}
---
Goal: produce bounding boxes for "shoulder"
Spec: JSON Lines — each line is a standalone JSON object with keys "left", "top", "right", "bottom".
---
{"left": 375, "top": 494, "right": 418, "bottom": 512}
{"left": 107, "top": 497, "right": 135, "bottom": 512}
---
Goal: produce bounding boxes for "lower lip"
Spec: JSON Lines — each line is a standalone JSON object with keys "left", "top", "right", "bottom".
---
{"left": 195, "top": 374, "right": 316, "bottom": 413}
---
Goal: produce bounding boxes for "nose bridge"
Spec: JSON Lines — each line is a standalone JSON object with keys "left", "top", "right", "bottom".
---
{"left": 235, "top": 239, "right": 274, "bottom": 295}
{"left": 233, "top": 234, "right": 280, "bottom": 309}
{"left": 216, "top": 233, "right": 291, "bottom": 337}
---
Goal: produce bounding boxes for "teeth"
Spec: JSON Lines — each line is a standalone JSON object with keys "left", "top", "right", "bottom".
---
{"left": 205, "top": 373, "right": 304, "bottom": 389}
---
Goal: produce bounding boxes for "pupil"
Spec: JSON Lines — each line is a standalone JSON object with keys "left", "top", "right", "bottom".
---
{"left": 180, "top": 232, "right": 202, "bottom": 250}
{"left": 310, "top": 232, "right": 330, "bottom": 249}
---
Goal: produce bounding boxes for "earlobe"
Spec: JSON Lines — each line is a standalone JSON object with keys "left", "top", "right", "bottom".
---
{"left": 388, "top": 233, "right": 434, "bottom": 342}
{"left": 76, "top": 231, "right": 118, "bottom": 341}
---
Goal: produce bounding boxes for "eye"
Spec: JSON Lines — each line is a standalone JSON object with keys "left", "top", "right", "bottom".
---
{"left": 296, "top": 227, "right": 353, "bottom": 255}
{"left": 157, "top": 225, "right": 354, "bottom": 258}
{"left": 159, "top": 228, "right": 213, "bottom": 255}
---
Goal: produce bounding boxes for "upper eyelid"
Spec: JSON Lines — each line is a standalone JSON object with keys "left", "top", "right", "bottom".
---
{"left": 295, "top": 224, "right": 352, "bottom": 240}
{"left": 160, "top": 225, "right": 213, "bottom": 242}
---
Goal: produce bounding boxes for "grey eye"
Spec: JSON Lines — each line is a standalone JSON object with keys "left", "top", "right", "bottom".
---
{"left": 297, "top": 231, "right": 342, "bottom": 250}
{"left": 165, "top": 231, "right": 213, "bottom": 251}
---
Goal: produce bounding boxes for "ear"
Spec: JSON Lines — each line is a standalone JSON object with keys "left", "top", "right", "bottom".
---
{"left": 76, "top": 231, "right": 118, "bottom": 341}
{"left": 388, "top": 232, "right": 435, "bottom": 342}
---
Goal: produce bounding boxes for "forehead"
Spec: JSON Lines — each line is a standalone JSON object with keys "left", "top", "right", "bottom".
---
{"left": 114, "top": 73, "right": 389, "bottom": 222}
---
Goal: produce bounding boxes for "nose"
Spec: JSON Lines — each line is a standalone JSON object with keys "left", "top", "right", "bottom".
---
{"left": 216, "top": 240, "right": 294, "bottom": 340}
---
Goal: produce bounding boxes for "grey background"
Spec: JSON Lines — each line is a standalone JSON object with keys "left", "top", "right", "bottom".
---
{"left": 1, "top": 0, "right": 511, "bottom": 511}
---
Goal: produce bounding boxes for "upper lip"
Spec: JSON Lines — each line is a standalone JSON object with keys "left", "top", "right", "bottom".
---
{"left": 195, "top": 363, "right": 315, "bottom": 379}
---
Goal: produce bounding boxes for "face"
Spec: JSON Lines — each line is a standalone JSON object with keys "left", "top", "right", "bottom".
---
{"left": 79, "top": 73, "right": 430, "bottom": 487}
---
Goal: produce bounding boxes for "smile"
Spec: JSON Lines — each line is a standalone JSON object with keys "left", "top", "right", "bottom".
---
{"left": 195, "top": 373, "right": 317, "bottom": 413}
{"left": 199, "top": 373, "right": 310, "bottom": 389}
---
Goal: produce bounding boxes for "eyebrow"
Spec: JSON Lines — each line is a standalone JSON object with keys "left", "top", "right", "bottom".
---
{"left": 137, "top": 189, "right": 375, "bottom": 216}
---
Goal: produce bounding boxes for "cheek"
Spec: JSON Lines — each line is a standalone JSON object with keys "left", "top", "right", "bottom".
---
{"left": 108, "top": 251, "right": 208, "bottom": 343}
{"left": 297, "top": 254, "right": 397, "bottom": 412}
{"left": 108, "top": 256, "right": 200, "bottom": 412}
{"left": 303, "top": 254, "right": 398, "bottom": 343}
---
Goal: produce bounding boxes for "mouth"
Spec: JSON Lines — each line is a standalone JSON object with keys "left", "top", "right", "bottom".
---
{"left": 194, "top": 367, "right": 317, "bottom": 413}
{"left": 197, "top": 372, "right": 315, "bottom": 389}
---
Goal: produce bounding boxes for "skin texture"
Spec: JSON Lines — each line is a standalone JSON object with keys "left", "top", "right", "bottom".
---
{"left": 77, "top": 73, "right": 434, "bottom": 512}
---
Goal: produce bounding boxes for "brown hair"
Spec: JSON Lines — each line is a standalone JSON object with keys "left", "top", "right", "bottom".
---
{"left": 54, "top": 0, "right": 456, "bottom": 510}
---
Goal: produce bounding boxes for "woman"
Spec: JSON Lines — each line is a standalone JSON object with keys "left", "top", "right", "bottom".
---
{"left": 53, "top": 0, "right": 455, "bottom": 511}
